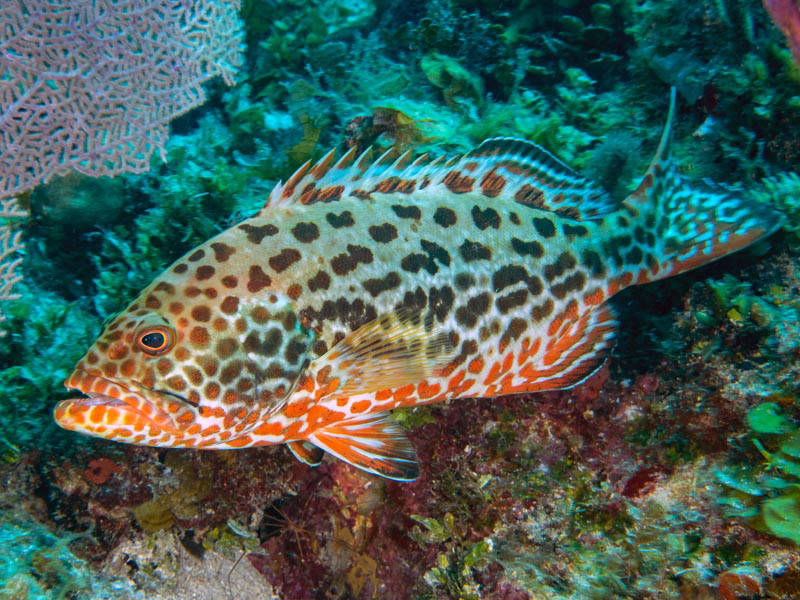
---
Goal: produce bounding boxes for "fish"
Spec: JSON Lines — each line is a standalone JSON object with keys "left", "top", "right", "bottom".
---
{"left": 54, "top": 90, "right": 784, "bottom": 480}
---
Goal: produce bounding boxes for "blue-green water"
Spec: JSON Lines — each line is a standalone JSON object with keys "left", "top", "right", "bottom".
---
{"left": 1, "top": 1, "right": 799, "bottom": 598}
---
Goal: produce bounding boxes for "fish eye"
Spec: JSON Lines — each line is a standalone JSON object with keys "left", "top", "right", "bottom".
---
{"left": 136, "top": 326, "right": 175, "bottom": 355}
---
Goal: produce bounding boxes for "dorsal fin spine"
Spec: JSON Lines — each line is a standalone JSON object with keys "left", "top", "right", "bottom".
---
{"left": 333, "top": 145, "right": 358, "bottom": 170}
{"left": 311, "top": 148, "right": 337, "bottom": 180}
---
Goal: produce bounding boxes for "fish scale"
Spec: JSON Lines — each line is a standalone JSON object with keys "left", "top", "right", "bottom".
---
{"left": 54, "top": 91, "right": 785, "bottom": 480}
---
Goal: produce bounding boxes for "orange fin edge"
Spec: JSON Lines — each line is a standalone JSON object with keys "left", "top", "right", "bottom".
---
{"left": 308, "top": 412, "right": 419, "bottom": 481}
{"left": 287, "top": 440, "right": 324, "bottom": 467}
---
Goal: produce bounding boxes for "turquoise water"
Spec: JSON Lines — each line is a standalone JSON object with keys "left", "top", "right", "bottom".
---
{"left": 1, "top": 1, "right": 799, "bottom": 598}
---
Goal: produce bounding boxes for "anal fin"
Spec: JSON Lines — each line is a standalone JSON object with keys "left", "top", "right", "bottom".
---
{"left": 308, "top": 412, "right": 419, "bottom": 481}
{"left": 520, "top": 303, "right": 617, "bottom": 392}
{"left": 287, "top": 440, "right": 324, "bottom": 467}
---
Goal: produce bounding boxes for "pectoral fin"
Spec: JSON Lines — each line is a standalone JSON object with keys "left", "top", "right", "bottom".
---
{"left": 287, "top": 440, "right": 324, "bottom": 467}
{"left": 308, "top": 412, "right": 419, "bottom": 481}
{"left": 308, "top": 307, "right": 455, "bottom": 399}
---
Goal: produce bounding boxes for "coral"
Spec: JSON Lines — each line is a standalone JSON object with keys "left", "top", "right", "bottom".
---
{"left": 84, "top": 458, "right": 121, "bottom": 486}
{"left": 0, "top": 511, "right": 140, "bottom": 599}
{"left": 0, "top": 197, "right": 27, "bottom": 329}
{"left": 0, "top": 0, "right": 244, "bottom": 196}
{"left": 131, "top": 453, "right": 212, "bottom": 533}
{"left": 753, "top": 171, "right": 800, "bottom": 242}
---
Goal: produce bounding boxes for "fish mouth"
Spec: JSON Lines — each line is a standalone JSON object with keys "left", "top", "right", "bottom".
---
{"left": 54, "top": 369, "right": 178, "bottom": 439}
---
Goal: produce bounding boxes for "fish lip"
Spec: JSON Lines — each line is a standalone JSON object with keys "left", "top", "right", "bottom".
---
{"left": 56, "top": 368, "right": 179, "bottom": 433}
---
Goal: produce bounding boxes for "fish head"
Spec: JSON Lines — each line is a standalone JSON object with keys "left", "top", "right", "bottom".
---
{"left": 54, "top": 260, "right": 314, "bottom": 447}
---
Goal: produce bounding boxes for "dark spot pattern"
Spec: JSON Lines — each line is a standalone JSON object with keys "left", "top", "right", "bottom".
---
{"left": 210, "top": 242, "right": 236, "bottom": 262}
{"left": 433, "top": 207, "right": 457, "bottom": 228}
{"left": 509, "top": 212, "right": 521, "bottom": 225}
{"left": 188, "top": 249, "right": 205, "bottom": 262}
{"left": 244, "top": 329, "right": 282, "bottom": 357}
{"left": 459, "top": 240, "right": 492, "bottom": 262}
{"left": 239, "top": 223, "right": 278, "bottom": 244}
{"left": 563, "top": 223, "right": 589, "bottom": 238}
{"left": 500, "top": 318, "right": 528, "bottom": 347}
{"left": 363, "top": 272, "right": 401, "bottom": 297}
{"left": 247, "top": 265, "right": 272, "bottom": 293}
{"left": 532, "top": 217, "right": 556, "bottom": 238}
{"left": 531, "top": 298, "right": 554, "bottom": 321}
{"left": 222, "top": 275, "right": 238, "bottom": 288}
{"left": 421, "top": 240, "right": 450, "bottom": 267}
{"left": 581, "top": 249, "right": 606, "bottom": 278}
{"left": 307, "top": 270, "right": 331, "bottom": 292}
{"left": 401, "top": 253, "right": 436, "bottom": 275}
{"left": 326, "top": 211, "right": 355, "bottom": 229}
{"left": 625, "top": 246, "right": 644, "bottom": 265}
{"left": 471, "top": 205, "right": 500, "bottom": 230}
{"left": 391, "top": 204, "right": 421, "bottom": 219}
{"left": 269, "top": 248, "right": 302, "bottom": 273}
{"left": 191, "top": 305, "right": 211, "bottom": 322}
{"left": 398, "top": 286, "right": 427, "bottom": 312}
{"left": 285, "top": 336, "right": 308, "bottom": 365}
{"left": 195, "top": 265, "right": 215, "bottom": 280}
{"left": 330, "top": 244, "right": 374, "bottom": 276}
{"left": 455, "top": 273, "right": 475, "bottom": 290}
{"left": 173, "top": 263, "right": 188, "bottom": 274}
{"left": 496, "top": 289, "right": 529, "bottom": 313}
{"left": 551, "top": 272, "right": 587, "bottom": 300}
{"left": 300, "top": 298, "right": 377, "bottom": 332}
{"left": 154, "top": 282, "right": 175, "bottom": 294}
{"left": 428, "top": 286, "right": 454, "bottom": 322}
{"left": 291, "top": 222, "right": 320, "bottom": 243}
{"left": 455, "top": 292, "right": 491, "bottom": 328}
{"left": 544, "top": 252, "right": 578, "bottom": 282}
{"left": 511, "top": 237, "right": 544, "bottom": 258}
{"left": 220, "top": 296, "right": 239, "bottom": 315}
{"left": 368, "top": 223, "right": 398, "bottom": 243}
{"left": 492, "top": 265, "right": 542, "bottom": 294}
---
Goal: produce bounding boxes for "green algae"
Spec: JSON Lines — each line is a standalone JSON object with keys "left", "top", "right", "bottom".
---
{"left": 717, "top": 401, "right": 800, "bottom": 546}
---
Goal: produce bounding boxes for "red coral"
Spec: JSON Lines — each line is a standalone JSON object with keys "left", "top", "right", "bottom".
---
{"left": 84, "top": 457, "right": 120, "bottom": 485}
{"left": 717, "top": 569, "right": 762, "bottom": 600}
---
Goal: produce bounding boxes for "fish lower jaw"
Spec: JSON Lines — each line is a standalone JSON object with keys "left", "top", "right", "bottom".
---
{"left": 54, "top": 388, "right": 178, "bottom": 441}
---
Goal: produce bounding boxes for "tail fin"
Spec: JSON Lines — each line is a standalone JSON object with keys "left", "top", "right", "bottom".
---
{"left": 622, "top": 89, "right": 785, "bottom": 282}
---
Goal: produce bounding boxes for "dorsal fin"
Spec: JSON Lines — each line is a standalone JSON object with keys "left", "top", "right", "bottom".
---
{"left": 261, "top": 134, "right": 620, "bottom": 220}
{"left": 628, "top": 87, "right": 677, "bottom": 203}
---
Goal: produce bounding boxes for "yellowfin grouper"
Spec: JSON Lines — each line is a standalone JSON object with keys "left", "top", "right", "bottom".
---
{"left": 55, "top": 91, "right": 784, "bottom": 480}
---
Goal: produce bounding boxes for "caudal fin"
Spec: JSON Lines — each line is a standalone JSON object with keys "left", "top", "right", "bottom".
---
{"left": 622, "top": 89, "right": 785, "bottom": 282}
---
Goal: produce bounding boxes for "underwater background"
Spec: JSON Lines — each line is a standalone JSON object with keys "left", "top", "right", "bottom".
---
{"left": 1, "top": 0, "right": 800, "bottom": 598}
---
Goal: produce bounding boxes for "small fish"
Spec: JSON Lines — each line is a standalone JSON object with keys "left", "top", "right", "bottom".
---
{"left": 54, "top": 91, "right": 784, "bottom": 480}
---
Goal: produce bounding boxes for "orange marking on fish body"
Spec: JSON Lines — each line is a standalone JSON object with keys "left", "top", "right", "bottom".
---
{"left": 351, "top": 400, "right": 371, "bottom": 413}
{"left": 417, "top": 381, "right": 441, "bottom": 399}
{"left": 253, "top": 422, "right": 282, "bottom": 436}
{"left": 392, "top": 384, "right": 415, "bottom": 403}
{"left": 284, "top": 399, "right": 311, "bottom": 418}
{"left": 226, "top": 435, "right": 252, "bottom": 448}
{"left": 468, "top": 357, "right": 484, "bottom": 374}
{"left": 583, "top": 288, "right": 604, "bottom": 306}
